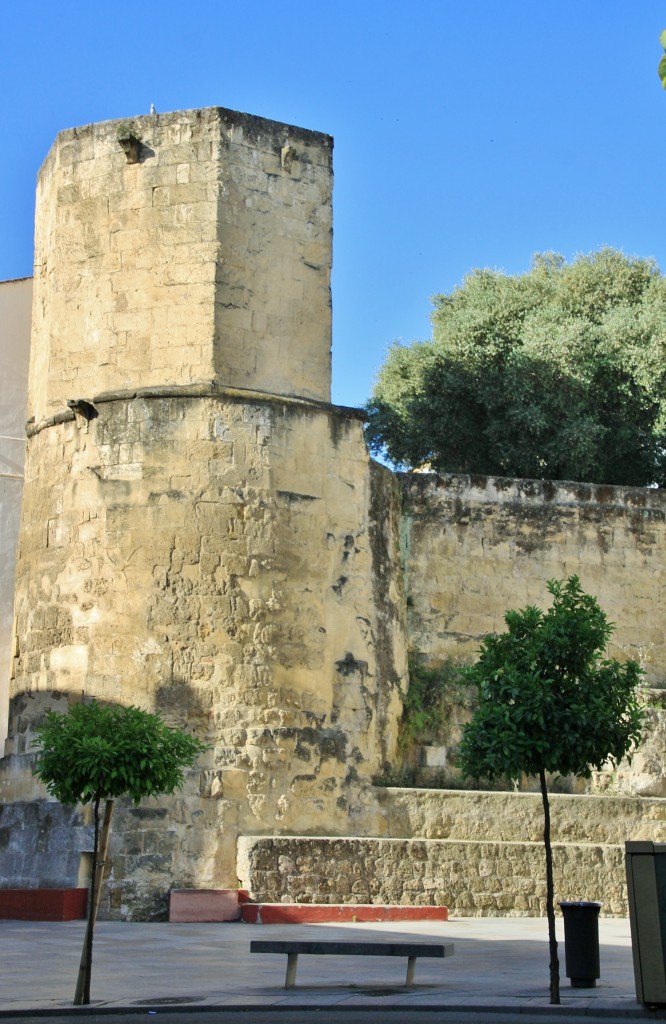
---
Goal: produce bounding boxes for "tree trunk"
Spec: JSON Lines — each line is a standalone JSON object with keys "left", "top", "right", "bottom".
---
{"left": 93, "top": 800, "right": 114, "bottom": 918}
{"left": 539, "top": 768, "right": 560, "bottom": 1005}
{"left": 74, "top": 797, "right": 114, "bottom": 1005}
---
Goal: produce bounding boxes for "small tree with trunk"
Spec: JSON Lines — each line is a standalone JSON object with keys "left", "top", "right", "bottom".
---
{"left": 457, "top": 576, "right": 644, "bottom": 1005}
{"left": 33, "top": 700, "right": 206, "bottom": 1005}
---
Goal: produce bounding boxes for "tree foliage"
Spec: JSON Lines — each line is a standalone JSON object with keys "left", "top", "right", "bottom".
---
{"left": 659, "top": 29, "right": 666, "bottom": 89}
{"left": 367, "top": 249, "right": 666, "bottom": 486}
{"left": 33, "top": 700, "right": 206, "bottom": 1004}
{"left": 457, "top": 577, "right": 644, "bottom": 784}
{"left": 34, "top": 700, "right": 206, "bottom": 806}
{"left": 457, "top": 576, "right": 644, "bottom": 1004}
{"left": 398, "top": 654, "right": 464, "bottom": 748}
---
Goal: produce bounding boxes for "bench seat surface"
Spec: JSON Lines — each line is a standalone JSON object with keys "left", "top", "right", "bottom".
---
{"left": 250, "top": 940, "right": 453, "bottom": 957}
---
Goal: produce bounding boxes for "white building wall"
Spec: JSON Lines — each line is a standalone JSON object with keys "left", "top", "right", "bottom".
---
{"left": 0, "top": 278, "right": 31, "bottom": 754}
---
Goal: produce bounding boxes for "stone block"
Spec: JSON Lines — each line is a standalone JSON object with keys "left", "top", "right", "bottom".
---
{"left": 168, "top": 889, "right": 242, "bottom": 922}
{"left": 423, "top": 746, "right": 448, "bottom": 768}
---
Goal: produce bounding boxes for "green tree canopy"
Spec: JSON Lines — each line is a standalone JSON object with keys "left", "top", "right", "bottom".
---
{"left": 366, "top": 249, "right": 666, "bottom": 486}
{"left": 457, "top": 576, "right": 644, "bottom": 1003}
{"left": 34, "top": 700, "right": 206, "bottom": 806}
{"left": 457, "top": 576, "right": 644, "bottom": 785}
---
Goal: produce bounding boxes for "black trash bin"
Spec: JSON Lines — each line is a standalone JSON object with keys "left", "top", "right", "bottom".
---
{"left": 559, "top": 901, "right": 601, "bottom": 988}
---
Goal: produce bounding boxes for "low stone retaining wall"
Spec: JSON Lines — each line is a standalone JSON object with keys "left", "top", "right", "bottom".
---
{"left": 238, "top": 787, "right": 666, "bottom": 917}
{"left": 373, "top": 788, "right": 666, "bottom": 845}
{"left": 237, "top": 835, "right": 627, "bottom": 916}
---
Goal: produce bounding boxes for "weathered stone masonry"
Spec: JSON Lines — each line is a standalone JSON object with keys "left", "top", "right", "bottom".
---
{"left": 2, "top": 107, "right": 407, "bottom": 918}
{"left": 240, "top": 788, "right": 666, "bottom": 917}
{"left": 28, "top": 107, "right": 333, "bottom": 421}
{"left": 402, "top": 473, "right": 666, "bottom": 682}
{"left": 2, "top": 106, "right": 666, "bottom": 919}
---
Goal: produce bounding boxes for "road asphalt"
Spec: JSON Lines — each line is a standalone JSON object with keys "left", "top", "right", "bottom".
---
{"left": 1, "top": 915, "right": 664, "bottom": 1019}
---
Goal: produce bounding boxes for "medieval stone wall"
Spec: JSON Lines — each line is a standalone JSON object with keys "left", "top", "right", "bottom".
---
{"left": 0, "top": 797, "right": 91, "bottom": 891}
{"left": 402, "top": 473, "right": 666, "bottom": 682}
{"left": 0, "top": 278, "right": 31, "bottom": 754}
{"left": 400, "top": 472, "right": 666, "bottom": 796}
{"left": 8, "top": 393, "right": 406, "bottom": 914}
{"left": 373, "top": 788, "right": 666, "bottom": 844}
{"left": 1, "top": 106, "right": 407, "bottom": 918}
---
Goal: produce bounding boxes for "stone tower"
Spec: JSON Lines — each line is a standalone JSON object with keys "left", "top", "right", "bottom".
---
{"left": 8, "top": 108, "right": 406, "bottom": 917}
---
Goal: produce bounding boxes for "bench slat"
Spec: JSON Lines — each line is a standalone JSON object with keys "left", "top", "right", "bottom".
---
{"left": 250, "top": 940, "right": 454, "bottom": 957}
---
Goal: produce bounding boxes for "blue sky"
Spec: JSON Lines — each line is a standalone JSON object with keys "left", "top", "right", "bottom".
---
{"left": 2, "top": 2, "right": 666, "bottom": 409}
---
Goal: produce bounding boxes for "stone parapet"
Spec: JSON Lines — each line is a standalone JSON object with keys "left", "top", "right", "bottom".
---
{"left": 372, "top": 787, "right": 666, "bottom": 845}
{"left": 239, "top": 787, "right": 666, "bottom": 917}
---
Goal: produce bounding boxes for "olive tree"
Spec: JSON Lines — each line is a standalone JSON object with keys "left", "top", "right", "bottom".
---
{"left": 367, "top": 248, "right": 666, "bottom": 486}
{"left": 33, "top": 700, "right": 207, "bottom": 1005}
{"left": 457, "top": 577, "right": 644, "bottom": 1004}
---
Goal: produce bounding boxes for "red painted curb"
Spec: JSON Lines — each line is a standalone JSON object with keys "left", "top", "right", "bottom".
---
{"left": 240, "top": 903, "right": 449, "bottom": 924}
{"left": 167, "top": 891, "right": 450, "bottom": 926}
{"left": 0, "top": 888, "right": 88, "bottom": 921}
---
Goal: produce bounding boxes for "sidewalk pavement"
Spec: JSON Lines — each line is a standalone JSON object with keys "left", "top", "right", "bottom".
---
{"left": 1, "top": 915, "right": 661, "bottom": 1017}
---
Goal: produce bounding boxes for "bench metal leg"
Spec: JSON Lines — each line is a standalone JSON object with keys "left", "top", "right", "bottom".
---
{"left": 406, "top": 956, "right": 416, "bottom": 986}
{"left": 285, "top": 952, "right": 299, "bottom": 989}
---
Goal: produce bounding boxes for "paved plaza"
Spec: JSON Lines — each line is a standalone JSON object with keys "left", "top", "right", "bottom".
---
{"left": 1, "top": 915, "right": 661, "bottom": 1017}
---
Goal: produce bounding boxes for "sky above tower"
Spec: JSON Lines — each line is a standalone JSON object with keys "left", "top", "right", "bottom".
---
{"left": 2, "top": 1, "right": 665, "bottom": 410}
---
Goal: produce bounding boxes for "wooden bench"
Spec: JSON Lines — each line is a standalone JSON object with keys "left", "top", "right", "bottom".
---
{"left": 250, "top": 939, "right": 454, "bottom": 988}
